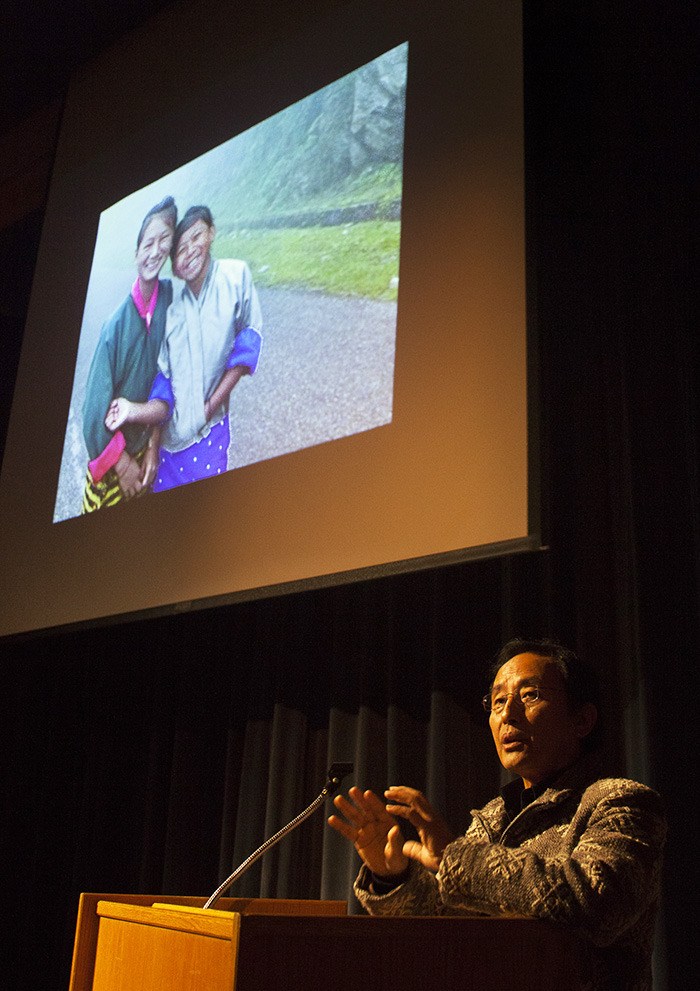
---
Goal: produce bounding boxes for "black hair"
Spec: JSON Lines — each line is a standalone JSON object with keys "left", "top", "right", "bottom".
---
{"left": 171, "top": 205, "right": 214, "bottom": 260}
{"left": 136, "top": 196, "right": 177, "bottom": 249}
{"left": 488, "top": 638, "right": 602, "bottom": 752}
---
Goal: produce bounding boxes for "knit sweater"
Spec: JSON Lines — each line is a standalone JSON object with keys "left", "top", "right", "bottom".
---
{"left": 355, "top": 761, "right": 666, "bottom": 991}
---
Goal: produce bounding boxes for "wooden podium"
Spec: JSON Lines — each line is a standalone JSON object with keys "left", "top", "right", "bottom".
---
{"left": 69, "top": 893, "right": 583, "bottom": 991}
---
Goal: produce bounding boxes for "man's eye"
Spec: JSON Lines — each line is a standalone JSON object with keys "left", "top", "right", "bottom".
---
{"left": 521, "top": 690, "right": 538, "bottom": 703}
{"left": 492, "top": 695, "right": 507, "bottom": 709}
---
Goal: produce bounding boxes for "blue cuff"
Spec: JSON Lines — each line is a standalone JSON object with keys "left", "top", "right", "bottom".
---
{"left": 148, "top": 372, "right": 174, "bottom": 419}
{"left": 227, "top": 326, "right": 262, "bottom": 375}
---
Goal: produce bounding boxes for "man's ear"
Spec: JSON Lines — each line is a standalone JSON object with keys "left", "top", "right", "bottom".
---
{"left": 574, "top": 703, "right": 598, "bottom": 741}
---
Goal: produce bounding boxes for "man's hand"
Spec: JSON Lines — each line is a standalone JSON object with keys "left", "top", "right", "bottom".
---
{"left": 384, "top": 786, "right": 455, "bottom": 873}
{"left": 140, "top": 442, "right": 160, "bottom": 490}
{"left": 204, "top": 365, "right": 247, "bottom": 424}
{"left": 328, "top": 787, "right": 408, "bottom": 878}
{"left": 105, "top": 397, "right": 133, "bottom": 432}
{"left": 113, "top": 451, "right": 142, "bottom": 499}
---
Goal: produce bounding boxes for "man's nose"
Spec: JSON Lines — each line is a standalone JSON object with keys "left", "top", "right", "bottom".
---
{"left": 500, "top": 694, "right": 520, "bottom": 720}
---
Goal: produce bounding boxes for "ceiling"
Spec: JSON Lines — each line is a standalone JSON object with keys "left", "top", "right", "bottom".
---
{"left": 0, "top": 0, "right": 348, "bottom": 134}
{"left": 0, "top": 0, "right": 177, "bottom": 131}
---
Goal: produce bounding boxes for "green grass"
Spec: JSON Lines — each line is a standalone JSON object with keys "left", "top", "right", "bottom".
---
{"left": 102, "top": 163, "right": 403, "bottom": 295}
{"left": 217, "top": 163, "right": 403, "bottom": 227}
{"left": 275, "top": 164, "right": 401, "bottom": 216}
{"left": 216, "top": 220, "right": 401, "bottom": 301}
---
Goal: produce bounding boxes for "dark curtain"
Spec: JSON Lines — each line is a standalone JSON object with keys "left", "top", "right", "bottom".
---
{"left": 0, "top": 3, "right": 694, "bottom": 991}
{"left": 2, "top": 557, "right": 548, "bottom": 983}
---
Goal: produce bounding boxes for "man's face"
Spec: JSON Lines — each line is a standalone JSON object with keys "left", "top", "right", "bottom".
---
{"left": 135, "top": 215, "right": 173, "bottom": 285}
{"left": 173, "top": 219, "right": 215, "bottom": 288}
{"left": 488, "top": 652, "right": 592, "bottom": 787}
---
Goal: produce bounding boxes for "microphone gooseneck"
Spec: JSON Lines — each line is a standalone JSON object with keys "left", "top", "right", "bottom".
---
{"left": 203, "top": 762, "right": 353, "bottom": 910}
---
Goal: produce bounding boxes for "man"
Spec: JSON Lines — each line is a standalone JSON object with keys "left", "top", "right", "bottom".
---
{"left": 104, "top": 205, "right": 262, "bottom": 490}
{"left": 81, "top": 196, "right": 176, "bottom": 510}
{"left": 329, "top": 639, "right": 666, "bottom": 991}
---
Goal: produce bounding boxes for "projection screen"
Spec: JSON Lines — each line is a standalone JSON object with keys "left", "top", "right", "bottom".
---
{"left": 0, "top": 0, "right": 534, "bottom": 639}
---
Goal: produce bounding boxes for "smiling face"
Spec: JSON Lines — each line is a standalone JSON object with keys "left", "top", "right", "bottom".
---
{"left": 488, "top": 652, "right": 596, "bottom": 788}
{"left": 135, "top": 214, "right": 173, "bottom": 288}
{"left": 172, "top": 218, "right": 215, "bottom": 294}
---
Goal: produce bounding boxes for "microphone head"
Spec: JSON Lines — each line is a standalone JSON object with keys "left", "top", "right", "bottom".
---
{"left": 326, "top": 762, "right": 354, "bottom": 794}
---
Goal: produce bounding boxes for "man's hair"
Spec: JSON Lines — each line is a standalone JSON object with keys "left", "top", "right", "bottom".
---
{"left": 171, "top": 205, "right": 214, "bottom": 259}
{"left": 488, "top": 638, "right": 602, "bottom": 751}
{"left": 136, "top": 196, "right": 177, "bottom": 249}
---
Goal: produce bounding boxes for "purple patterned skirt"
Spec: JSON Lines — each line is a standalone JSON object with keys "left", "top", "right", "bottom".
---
{"left": 152, "top": 418, "right": 230, "bottom": 492}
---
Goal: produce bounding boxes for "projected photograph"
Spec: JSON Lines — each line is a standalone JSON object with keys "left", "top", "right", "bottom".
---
{"left": 53, "top": 43, "right": 407, "bottom": 523}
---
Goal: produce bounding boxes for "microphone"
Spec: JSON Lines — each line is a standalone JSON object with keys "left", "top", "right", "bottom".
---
{"left": 203, "top": 762, "right": 354, "bottom": 910}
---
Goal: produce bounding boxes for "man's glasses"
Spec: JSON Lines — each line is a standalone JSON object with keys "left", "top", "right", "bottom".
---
{"left": 482, "top": 685, "right": 566, "bottom": 714}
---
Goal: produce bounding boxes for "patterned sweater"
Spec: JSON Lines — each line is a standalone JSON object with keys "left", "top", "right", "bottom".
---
{"left": 355, "top": 762, "right": 666, "bottom": 991}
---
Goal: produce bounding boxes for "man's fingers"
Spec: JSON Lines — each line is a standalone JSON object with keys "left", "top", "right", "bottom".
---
{"left": 385, "top": 786, "right": 436, "bottom": 822}
{"left": 386, "top": 824, "right": 403, "bottom": 855}
{"left": 385, "top": 806, "right": 426, "bottom": 834}
{"left": 402, "top": 839, "right": 423, "bottom": 861}
{"left": 383, "top": 825, "right": 408, "bottom": 872}
{"left": 402, "top": 839, "right": 441, "bottom": 872}
{"left": 332, "top": 793, "right": 364, "bottom": 828}
{"left": 334, "top": 788, "right": 395, "bottom": 828}
{"left": 359, "top": 789, "right": 394, "bottom": 817}
{"left": 327, "top": 813, "right": 356, "bottom": 842}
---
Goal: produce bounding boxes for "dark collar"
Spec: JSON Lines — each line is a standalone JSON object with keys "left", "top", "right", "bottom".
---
{"left": 501, "top": 775, "right": 556, "bottom": 821}
{"left": 500, "top": 753, "right": 608, "bottom": 823}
